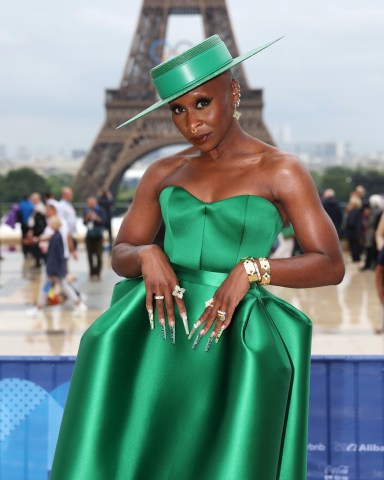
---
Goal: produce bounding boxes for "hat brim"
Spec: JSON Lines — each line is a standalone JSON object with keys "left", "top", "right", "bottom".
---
{"left": 116, "top": 36, "right": 283, "bottom": 129}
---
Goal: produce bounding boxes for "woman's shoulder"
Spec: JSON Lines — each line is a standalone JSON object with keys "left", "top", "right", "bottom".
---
{"left": 254, "top": 143, "right": 306, "bottom": 180}
{"left": 138, "top": 146, "right": 197, "bottom": 190}
{"left": 132, "top": 147, "right": 196, "bottom": 200}
{"left": 252, "top": 144, "right": 316, "bottom": 204}
{"left": 259, "top": 144, "right": 301, "bottom": 167}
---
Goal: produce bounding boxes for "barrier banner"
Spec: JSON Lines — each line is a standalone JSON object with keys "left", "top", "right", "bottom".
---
{"left": 1, "top": 356, "right": 384, "bottom": 479}
{"left": 308, "top": 357, "right": 384, "bottom": 480}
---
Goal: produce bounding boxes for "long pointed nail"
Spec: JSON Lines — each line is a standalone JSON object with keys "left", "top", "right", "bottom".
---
{"left": 148, "top": 310, "right": 154, "bottom": 330}
{"left": 170, "top": 325, "right": 176, "bottom": 344}
{"left": 192, "top": 333, "right": 203, "bottom": 349}
{"left": 215, "top": 326, "right": 225, "bottom": 343}
{"left": 181, "top": 314, "right": 189, "bottom": 335}
{"left": 188, "top": 323, "right": 199, "bottom": 340}
{"left": 205, "top": 335, "right": 215, "bottom": 352}
{"left": 160, "top": 322, "right": 167, "bottom": 340}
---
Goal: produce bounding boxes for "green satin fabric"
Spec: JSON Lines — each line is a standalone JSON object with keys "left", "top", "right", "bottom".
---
{"left": 51, "top": 187, "right": 312, "bottom": 480}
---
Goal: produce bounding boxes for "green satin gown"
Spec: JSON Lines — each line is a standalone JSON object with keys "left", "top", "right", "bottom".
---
{"left": 51, "top": 186, "right": 312, "bottom": 480}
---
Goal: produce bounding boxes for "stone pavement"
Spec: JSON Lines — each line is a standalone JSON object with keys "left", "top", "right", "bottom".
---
{"left": 0, "top": 245, "right": 383, "bottom": 356}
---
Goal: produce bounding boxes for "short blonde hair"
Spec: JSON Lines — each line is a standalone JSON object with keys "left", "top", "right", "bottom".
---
{"left": 349, "top": 195, "right": 362, "bottom": 209}
{"left": 48, "top": 215, "right": 62, "bottom": 230}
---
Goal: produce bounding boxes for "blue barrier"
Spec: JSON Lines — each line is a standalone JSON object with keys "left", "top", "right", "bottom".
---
{"left": 1, "top": 356, "right": 384, "bottom": 480}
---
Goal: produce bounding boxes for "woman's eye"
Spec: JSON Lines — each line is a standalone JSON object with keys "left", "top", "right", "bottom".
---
{"left": 170, "top": 105, "right": 184, "bottom": 115}
{"left": 196, "top": 98, "right": 212, "bottom": 109}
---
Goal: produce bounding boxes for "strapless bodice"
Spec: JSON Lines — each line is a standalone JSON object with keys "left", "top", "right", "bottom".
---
{"left": 159, "top": 185, "right": 283, "bottom": 272}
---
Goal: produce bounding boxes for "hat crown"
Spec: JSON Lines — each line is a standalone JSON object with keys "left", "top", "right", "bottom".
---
{"left": 150, "top": 35, "right": 225, "bottom": 80}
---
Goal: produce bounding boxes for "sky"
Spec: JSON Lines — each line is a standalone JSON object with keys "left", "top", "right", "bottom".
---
{"left": 0, "top": 0, "right": 383, "bottom": 157}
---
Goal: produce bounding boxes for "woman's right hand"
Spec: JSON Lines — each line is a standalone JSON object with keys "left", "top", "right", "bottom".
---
{"left": 139, "top": 245, "right": 188, "bottom": 341}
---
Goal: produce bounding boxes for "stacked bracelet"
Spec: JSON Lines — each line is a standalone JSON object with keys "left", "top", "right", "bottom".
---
{"left": 240, "top": 256, "right": 271, "bottom": 285}
{"left": 258, "top": 257, "right": 271, "bottom": 285}
{"left": 240, "top": 257, "right": 261, "bottom": 283}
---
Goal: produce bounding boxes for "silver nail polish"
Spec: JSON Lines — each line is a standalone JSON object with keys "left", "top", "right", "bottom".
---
{"left": 205, "top": 336, "right": 215, "bottom": 352}
{"left": 188, "top": 323, "right": 199, "bottom": 340}
{"left": 160, "top": 323, "right": 167, "bottom": 340}
{"left": 170, "top": 326, "right": 176, "bottom": 344}
{"left": 192, "top": 333, "right": 203, "bottom": 349}
{"left": 181, "top": 314, "right": 189, "bottom": 335}
{"left": 215, "top": 326, "right": 225, "bottom": 343}
{"left": 148, "top": 310, "right": 154, "bottom": 330}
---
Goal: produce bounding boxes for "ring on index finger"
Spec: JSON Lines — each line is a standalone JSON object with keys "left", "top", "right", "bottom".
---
{"left": 217, "top": 310, "right": 226, "bottom": 321}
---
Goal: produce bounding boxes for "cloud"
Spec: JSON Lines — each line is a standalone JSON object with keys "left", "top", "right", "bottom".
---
{"left": 0, "top": 28, "right": 25, "bottom": 47}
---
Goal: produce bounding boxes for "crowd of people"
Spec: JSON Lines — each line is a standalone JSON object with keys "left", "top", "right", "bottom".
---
{"left": 321, "top": 185, "right": 384, "bottom": 269}
{"left": 271, "top": 184, "right": 384, "bottom": 269}
{"left": 319, "top": 184, "right": 384, "bottom": 333}
{"left": 5, "top": 187, "right": 114, "bottom": 316}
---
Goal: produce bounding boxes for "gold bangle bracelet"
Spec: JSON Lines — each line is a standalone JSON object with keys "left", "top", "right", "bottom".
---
{"left": 240, "top": 257, "right": 261, "bottom": 283}
{"left": 258, "top": 257, "right": 270, "bottom": 274}
{"left": 253, "top": 261, "right": 261, "bottom": 283}
{"left": 258, "top": 257, "right": 271, "bottom": 286}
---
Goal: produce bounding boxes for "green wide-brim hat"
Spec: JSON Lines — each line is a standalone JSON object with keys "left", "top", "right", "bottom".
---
{"left": 116, "top": 34, "right": 283, "bottom": 129}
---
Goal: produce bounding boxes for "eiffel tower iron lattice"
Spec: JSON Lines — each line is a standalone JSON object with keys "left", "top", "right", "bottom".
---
{"left": 73, "top": 0, "right": 275, "bottom": 200}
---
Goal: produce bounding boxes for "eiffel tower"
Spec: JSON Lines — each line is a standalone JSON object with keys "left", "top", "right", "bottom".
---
{"left": 73, "top": 0, "right": 275, "bottom": 200}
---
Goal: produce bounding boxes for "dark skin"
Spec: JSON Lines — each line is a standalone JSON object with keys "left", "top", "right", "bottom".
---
{"left": 112, "top": 70, "right": 345, "bottom": 338}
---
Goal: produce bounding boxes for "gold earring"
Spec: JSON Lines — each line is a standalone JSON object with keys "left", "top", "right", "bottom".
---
{"left": 232, "top": 85, "right": 241, "bottom": 120}
{"left": 233, "top": 99, "right": 241, "bottom": 120}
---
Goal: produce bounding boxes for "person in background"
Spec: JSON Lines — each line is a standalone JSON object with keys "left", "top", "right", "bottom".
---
{"left": 25, "top": 192, "right": 47, "bottom": 268}
{"left": 352, "top": 184, "right": 369, "bottom": 208}
{"left": 375, "top": 206, "right": 384, "bottom": 252}
{"left": 18, "top": 194, "right": 34, "bottom": 257}
{"left": 360, "top": 194, "right": 383, "bottom": 271}
{"left": 45, "top": 215, "right": 67, "bottom": 288}
{"left": 97, "top": 189, "right": 115, "bottom": 251}
{"left": 83, "top": 196, "right": 105, "bottom": 280}
{"left": 26, "top": 204, "right": 87, "bottom": 316}
{"left": 321, "top": 188, "right": 343, "bottom": 236}
{"left": 344, "top": 195, "right": 364, "bottom": 262}
{"left": 59, "top": 187, "right": 78, "bottom": 256}
{"left": 375, "top": 247, "right": 384, "bottom": 334}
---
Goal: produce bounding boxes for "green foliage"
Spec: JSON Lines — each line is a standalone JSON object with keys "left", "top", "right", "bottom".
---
{"left": 319, "top": 167, "right": 356, "bottom": 202}
{"left": 0, "top": 168, "right": 75, "bottom": 203}
{"left": 0, "top": 168, "right": 50, "bottom": 202}
{"left": 46, "top": 173, "right": 73, "bottom": 198}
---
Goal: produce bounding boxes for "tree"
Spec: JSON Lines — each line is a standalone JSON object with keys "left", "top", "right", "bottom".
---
{"left": 46, "top": 173, "right": 73, "bottom": 199}
{"left": 0, "top": 168, "right": 50, "bottom": 203}
{"left": 320, "top": 167, "right": 356, "bottom": 202}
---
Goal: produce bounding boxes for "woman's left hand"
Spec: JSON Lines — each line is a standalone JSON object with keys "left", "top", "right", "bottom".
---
{"left": 189, "top": 262, "right": 250, "bottom": 349}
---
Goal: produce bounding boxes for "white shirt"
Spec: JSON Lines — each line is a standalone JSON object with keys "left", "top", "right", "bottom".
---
{"left": 58, "top": 199, "right": 77, "bottom": 236}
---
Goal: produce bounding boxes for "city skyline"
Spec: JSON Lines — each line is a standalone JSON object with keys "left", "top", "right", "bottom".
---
{"left": 0, "top": 0, "right": 383, "bottom": 157}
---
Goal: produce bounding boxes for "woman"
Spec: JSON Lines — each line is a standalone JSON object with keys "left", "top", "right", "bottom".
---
{"left": 344, "top": 194, "right": 364, "bottom": 262}
{"left": 52, "top": 35, "right": 344, "bottom": 479}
